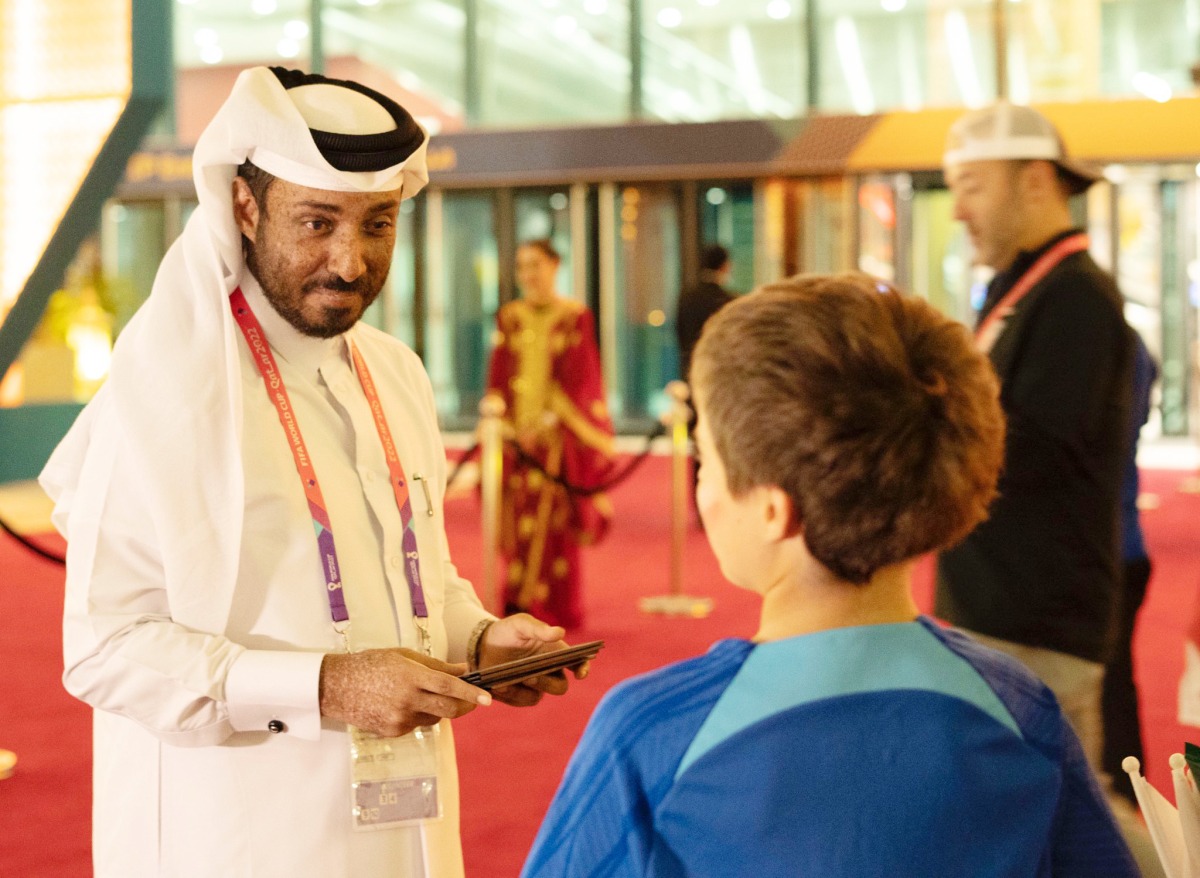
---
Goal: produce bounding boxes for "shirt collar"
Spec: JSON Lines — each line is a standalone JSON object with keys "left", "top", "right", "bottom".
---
{"left": 237, "top": 273, "right": 348, "bottom": 379}
{"left": 985, "top": 227, "right": 1083, "bottom": 313}
{"left": 994, "top": 228, "right": 1082, "bottom": 289}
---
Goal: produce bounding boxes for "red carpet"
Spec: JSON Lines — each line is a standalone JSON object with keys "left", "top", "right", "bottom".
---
{"left": 1, "top": 459, "right": 1198, "bottom": 876}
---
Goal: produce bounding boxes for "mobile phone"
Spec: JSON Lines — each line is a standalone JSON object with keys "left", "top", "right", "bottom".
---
{"left": 459, "top": 640, "right": 604, "bottom": 690}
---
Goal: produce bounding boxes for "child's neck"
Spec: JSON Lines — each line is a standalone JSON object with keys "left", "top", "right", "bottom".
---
{"left": 753, "top": 560, "right": 919, "bottom": 643}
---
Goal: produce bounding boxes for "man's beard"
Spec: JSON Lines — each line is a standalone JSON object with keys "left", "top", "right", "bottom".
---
{"left": 245, "top": 240, "right": 383, "bottom": 339}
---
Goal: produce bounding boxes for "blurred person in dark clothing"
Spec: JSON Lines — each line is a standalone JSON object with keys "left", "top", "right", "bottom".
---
{"left": 676, "top": 244, "right": 735, "bottom": 383}
{"left": 936, "top": 101, "right": 1160, "bottom": 875}
{"left": 676, "top": 245, "right": 735, "bottom": 511}
{"left": 1103, "top": 331, "right": 1158, "bottom": 805}
{"left": 936, "top": 101, "right": 1133, "bottom": 766}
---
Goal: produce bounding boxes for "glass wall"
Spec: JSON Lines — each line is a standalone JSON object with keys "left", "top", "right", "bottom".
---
{"left": 795, "top": 178, "right": 852, "bottom": 275}
{"left": 103, "top": 201, "right": 168, "bottom": 333}
{"left": 170, "top": 0, "right": 1200, "bottom": 128}
{"left": 1096, "top": 0, "right": 1198, "bottom": 102}
{"left": 1006, "top": 0, "right": 1195, "bottom": 104}
{"left": 1113, "top": 168, "right": 1165, "bottom": 383}
{"left": 698, "top": 181, "right": 755, "bottom": 293}
{"left": 476, "top": 0, "right": 629, "bottom": 126}
{"left": 1160, "top": 177, "right": 1191, "bottom": 438}
{"left": 362, "top": 196, "right": 422, "bottom": 349}
{"left": 642, "top": 0, "right": 805, "bottom": 121}
{"left": 611, "top": 183, "right": 680, "bottom": 430}
{"left": 815, "top": 0, "right": 996, "bottom": 114}
{"left": 427, "top": 190, "right": 497, "bottom": 429}
{"left": 322, "top": 0, "right": 467, "bottom": 130}
{"left": 857, "top": 174, "right": 898, "bottom": 281}
{"left": 173, "top": 0, "right": 466, "bottom": 137}
{"left": 910, "top": 186, "right": 975, "bottom": 323}
{"left": 513, "top": 189, "right": 577, "bottom": 298}
{"left": 998, "top": 0, "right": 1200, "bottom": 104}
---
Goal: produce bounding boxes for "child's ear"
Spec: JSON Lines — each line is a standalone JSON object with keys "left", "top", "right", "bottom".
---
{"left": 762, "top": 486, "right": 800, "bottom": 542}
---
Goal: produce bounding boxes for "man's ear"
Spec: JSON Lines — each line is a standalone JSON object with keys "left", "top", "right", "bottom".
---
{"left": 762, "top": 485, "right": 800, "bottom": 543}
{"left": 1023, "top": 160, "right": 1062, "bottom": 202}
{"left": 231, "top": 176, "right": 260, "bottom": 243}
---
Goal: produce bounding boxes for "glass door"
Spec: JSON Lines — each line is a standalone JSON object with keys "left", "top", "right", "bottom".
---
{"left": 425, "top": 189, "right": 499, "bottom": 430}
{"left": 698, "top": 181, "right": 755, "bottom": 294}
{"left": 513, "top": 188, "right": 576, "bottom": 298}
{"left": 909, "top": 184, "right": 976, "bottom": 324}
{"left": 1159, "top": 172, "right": 1198, "bottom": 439}
{"left": 856, "top": 173, "right": 901, "bottom": 283}
{"left": 603, "top": 182, "right": 682, "bottom": 432}
{"left": 795, "top": 178, "right": 854, "bottom": 276}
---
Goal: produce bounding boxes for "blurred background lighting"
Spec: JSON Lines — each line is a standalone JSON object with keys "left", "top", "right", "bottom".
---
{"left": 657, "top": 7, "right": 683, "bottom": 28}
{"left": 1132, "top": 71, "right": 1173, "bottom": 103}
{"left": 766, "top": 0, "right": 792, "bottom": 20}
{"left": 283, "top": 19, "right": 309, "bottom": 40}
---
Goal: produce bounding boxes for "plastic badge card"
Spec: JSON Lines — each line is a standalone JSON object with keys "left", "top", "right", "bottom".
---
{"left": 350, "top": 723, "right": 441, "bottom": 831}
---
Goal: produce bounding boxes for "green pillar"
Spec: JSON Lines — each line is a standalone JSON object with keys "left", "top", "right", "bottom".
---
{"left": 804, "top": 0, "right": 819, "bottom": 112}
{"left": 311, "top": 0, "right": 325, "bottom": 75}
{"left": 630, "top": 0, "right": 644, "bottom": 120}
{"left": 465, "top": 0, "right": 481, "bottom": 125}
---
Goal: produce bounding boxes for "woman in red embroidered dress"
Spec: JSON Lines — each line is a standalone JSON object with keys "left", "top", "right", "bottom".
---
{"left": 484, "top": 239, "right": 615, "bottom": 629}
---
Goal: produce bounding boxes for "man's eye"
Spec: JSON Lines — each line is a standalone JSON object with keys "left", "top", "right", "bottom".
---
{"left": 305, "top": 219, "right": 329, "bottom": 232}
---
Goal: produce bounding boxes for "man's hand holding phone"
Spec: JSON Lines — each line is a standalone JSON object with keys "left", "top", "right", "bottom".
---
{"left": 470, "top": 613, "right": 601, "bottom": 707}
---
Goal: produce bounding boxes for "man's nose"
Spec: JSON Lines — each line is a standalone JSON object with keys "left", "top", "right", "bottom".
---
{"left": 328, "top": 233, "right": 367, "bottom": 282}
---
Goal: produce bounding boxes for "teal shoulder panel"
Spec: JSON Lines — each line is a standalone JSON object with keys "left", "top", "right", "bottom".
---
{"left": 677, "top": 621, "right": 1021, "bottom": 778}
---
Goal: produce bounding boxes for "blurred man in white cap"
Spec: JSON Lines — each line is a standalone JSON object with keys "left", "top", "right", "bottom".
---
{"left": 41, "top": 67, "right": 581, "bottom": 877}
{"left": 935, "top": 102, "right": 1161, "bottom": 874}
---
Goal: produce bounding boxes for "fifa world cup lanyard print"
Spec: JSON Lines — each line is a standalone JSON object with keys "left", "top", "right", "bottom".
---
{"left": 975, "top": 232, "right": 1089, "bottom": 354}
{"left": 230, "top": 288, "right": 443, "bottom": 830}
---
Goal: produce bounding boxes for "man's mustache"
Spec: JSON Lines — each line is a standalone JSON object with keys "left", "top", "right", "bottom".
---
{"left": 304, "top": 276, "right": 369, "bottom": 294}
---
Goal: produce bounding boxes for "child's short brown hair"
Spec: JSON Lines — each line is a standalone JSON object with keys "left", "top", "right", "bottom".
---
{"left": 691, "top": 273, "right": 1004, "bottom": 584}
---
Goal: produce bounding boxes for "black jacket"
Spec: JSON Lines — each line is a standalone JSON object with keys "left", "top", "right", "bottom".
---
{"left": 935, "top": 230, "right": 1135, "bottom": 663}
{"left": 676, "top": 279, "right": 734, "bottom": 381}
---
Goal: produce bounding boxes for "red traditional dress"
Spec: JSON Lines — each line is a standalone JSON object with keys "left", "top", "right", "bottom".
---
{"left": 485, "top": 297, "right": 615, "bottom": 629}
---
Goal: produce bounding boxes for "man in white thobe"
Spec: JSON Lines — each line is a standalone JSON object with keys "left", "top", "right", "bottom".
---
{"left": 41, "top": 66, "right": 576, "bottom": 878}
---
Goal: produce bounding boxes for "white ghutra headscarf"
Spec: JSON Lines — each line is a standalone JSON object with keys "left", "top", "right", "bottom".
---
{"left": 41, "top": 67, "right": 429, "bottom": 633}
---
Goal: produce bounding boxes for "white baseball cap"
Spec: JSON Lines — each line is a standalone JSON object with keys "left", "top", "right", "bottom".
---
{"left": 944, "top": 101, "right": 1100, "bottom": 195}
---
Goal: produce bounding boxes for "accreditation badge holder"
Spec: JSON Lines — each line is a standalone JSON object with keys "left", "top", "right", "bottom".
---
{"left": 350, "top": 723, "right": 442, "bottom": 831}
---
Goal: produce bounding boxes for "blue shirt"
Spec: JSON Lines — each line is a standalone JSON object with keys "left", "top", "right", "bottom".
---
{"left": 522, "top": 617, "right": 1137, "bottom": 878}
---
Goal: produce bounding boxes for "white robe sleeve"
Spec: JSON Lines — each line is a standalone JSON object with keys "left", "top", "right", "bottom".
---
{"left": 61, "top": 441, "right": 324, "bottom": 745}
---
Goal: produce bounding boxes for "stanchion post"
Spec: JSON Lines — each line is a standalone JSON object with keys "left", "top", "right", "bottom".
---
{"left": 479, "top": 393, "right": 506, "bottom": 616}
{"left": 640, "top": 381, "right": 713, "bottom": 618}
{"left": 669, "top": 380, "right": 688, "bottom": 598}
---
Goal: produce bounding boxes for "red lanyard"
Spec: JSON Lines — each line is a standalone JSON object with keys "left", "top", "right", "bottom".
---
{"left": 229, "top": 288, "right": 428, "bottom": 649}
{"left": 975, "top": 233, "right": 1089, "bottom": 354}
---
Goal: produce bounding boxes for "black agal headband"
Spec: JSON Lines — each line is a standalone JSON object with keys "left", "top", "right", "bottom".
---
{"left": 269, "top": 67, "right": 425, "bottom": 173}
